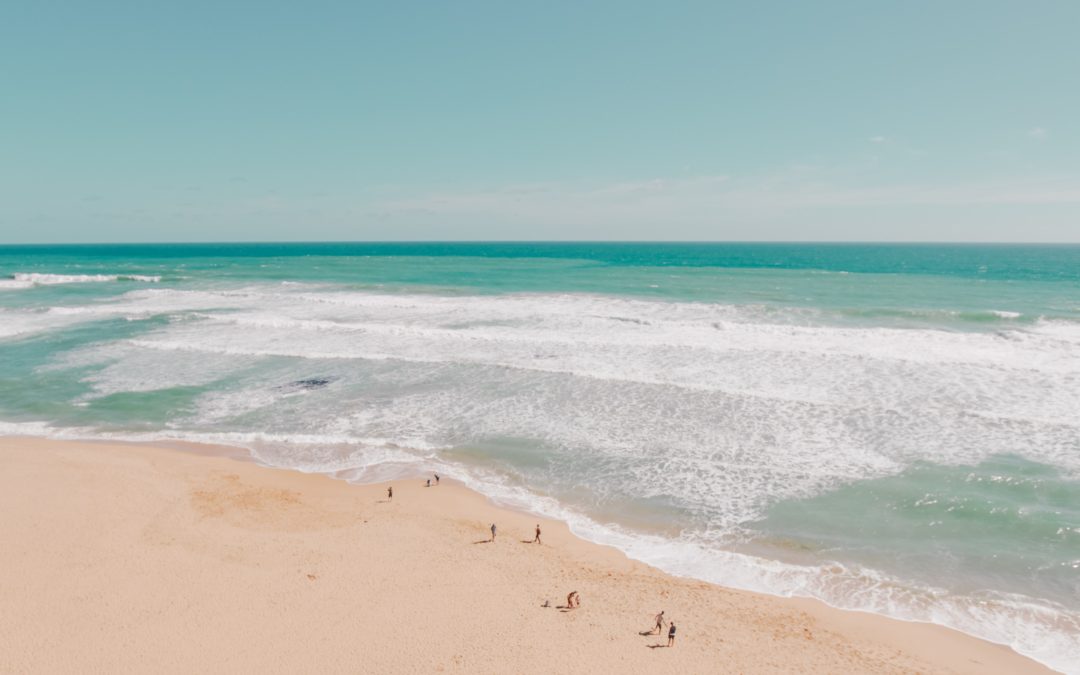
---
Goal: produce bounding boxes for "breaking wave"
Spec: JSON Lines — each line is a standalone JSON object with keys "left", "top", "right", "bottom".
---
{"left": 4, "top": 272, "right": 161, "bottom": 287}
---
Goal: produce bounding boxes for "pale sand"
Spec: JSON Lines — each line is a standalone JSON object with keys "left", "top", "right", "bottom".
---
{"left": 0, "top": 437, "right": 1051, "bottom": 674}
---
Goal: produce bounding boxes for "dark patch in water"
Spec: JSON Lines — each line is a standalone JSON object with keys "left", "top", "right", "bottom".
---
{"left": 593, "top": 315, "right": 651, "bottom": 326}
{"left": 277, "top": 376, "right": 338, "bottom": 392}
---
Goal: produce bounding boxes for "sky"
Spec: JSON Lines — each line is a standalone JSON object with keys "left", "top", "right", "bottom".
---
{"left": 2, "top": 1, "right": 1079, "bottom": 243}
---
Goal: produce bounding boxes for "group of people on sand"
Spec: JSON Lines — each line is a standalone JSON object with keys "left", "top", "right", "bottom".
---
{"left": 541, "top": 591, "right": 581, "bottom": 609}
{"left": 486, "top": 522, "right": 542, "bottom": 544}
{"left": 653, "top": 610, "right": 677, "bottom": 647}
{"left": 546, "top": 597, "right": 676, "bottom": 647}
{"left": 483, "top": 518, "right": 678, "bottom": 648}
{"left": 387, "top": 473, "right": 441, "bottom": 500}
{"left": 385, "top": 476, "right": 678, "bottom": 649}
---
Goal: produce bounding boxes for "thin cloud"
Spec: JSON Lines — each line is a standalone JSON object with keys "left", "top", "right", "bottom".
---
{"left": 1027, "top": 127, "right": 1049, "bottom": 141}
{"left": 379, "top": 173, "right": 1080, "bottom": 224}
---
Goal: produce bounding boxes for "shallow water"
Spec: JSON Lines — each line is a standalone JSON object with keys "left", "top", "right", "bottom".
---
{"left": 1, "top": 242, "right": 1078, "bottom": 672}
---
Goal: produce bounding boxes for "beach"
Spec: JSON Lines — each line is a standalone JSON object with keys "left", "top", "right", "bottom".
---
{"left": 0, "top": 436, "right": 1050, "bottom": 674}
{"left": 6, "top": 0, "right": 1080, "bottom": 665}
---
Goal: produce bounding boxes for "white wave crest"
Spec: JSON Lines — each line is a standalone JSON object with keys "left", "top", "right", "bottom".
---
{"left": 8, "top": 272, "right": 161, "bottom": 285}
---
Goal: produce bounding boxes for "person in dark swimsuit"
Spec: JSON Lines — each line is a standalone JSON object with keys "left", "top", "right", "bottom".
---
{"left": 490, "top": 523, "right": 497, "bottom": 541}
{"left": 387, "top": 486, "right": 393, "bottom": 501}
{"left": 667, "top": 621, "right": 676, "bottom": 647}
{"left": 533, "top": 524, "right": 541, "bottom": 544}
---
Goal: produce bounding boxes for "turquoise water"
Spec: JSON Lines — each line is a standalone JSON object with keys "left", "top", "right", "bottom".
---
{"left": 753, "top": 455, "right": 1080, "bottom": 600}
{"left": 1, "top": 243, "right": 1078, "bottom": 671}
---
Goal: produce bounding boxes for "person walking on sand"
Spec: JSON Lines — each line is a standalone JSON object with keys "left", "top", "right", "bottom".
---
{"left": 490, "top": 523, "right": 497, "bottom": 541}
{"left": 667, "top": 621, "right": 676, "bottom": 647}
{"left": 653, "top": 610, "right": 665, "bottom": 635}
{"left": 434, "top": 473, "right": 440, "bottom": 485}
{"left": 387, "top": 486, "right": 393, "bottom": 501}
{"left": 533, "top": 524, "right": 541, "bottom": 544}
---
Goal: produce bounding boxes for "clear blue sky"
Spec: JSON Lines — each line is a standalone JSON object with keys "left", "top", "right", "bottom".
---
{"left": 2, "top": 1, "right": 1078, "bottom": 242}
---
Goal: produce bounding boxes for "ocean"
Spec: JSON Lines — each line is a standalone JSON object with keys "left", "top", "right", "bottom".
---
{"left": 1, "top": 242, "right": 1078, "bottom": 672}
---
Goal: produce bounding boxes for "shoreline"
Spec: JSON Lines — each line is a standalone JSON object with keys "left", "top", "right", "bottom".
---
{"left": 1, "top": 435, "right": 1055, "bottom": 674}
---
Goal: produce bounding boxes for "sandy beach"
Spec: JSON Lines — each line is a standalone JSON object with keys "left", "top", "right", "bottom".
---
{"left": 0, "top": 437, "right": 1052, "bottom": 674}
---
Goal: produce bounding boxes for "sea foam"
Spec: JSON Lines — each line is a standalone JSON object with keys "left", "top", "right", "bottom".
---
{"left": 10, "top": 272, "right": 162, "bottom": 284}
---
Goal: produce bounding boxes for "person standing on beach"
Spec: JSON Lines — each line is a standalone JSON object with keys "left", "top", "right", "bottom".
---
{"left": 653, "top": 610, "right": 665, "bottom": 634}
{"left": 533, "top": 524, "right": 541, "bottom": 544}
{"left": 387, "top": 486, "right": 393, "bottom": 501}
{"left": 434, "top": 473, "right": 440, "bottom": 485}
{"left": 490, "top": 523, "right": 497, "bottom": 541}
{"left": 667, "top": 621, "right": 676, "bottom": 647}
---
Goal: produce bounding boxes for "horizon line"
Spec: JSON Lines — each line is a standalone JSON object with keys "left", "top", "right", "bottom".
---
{"left": 3, "top": 240, "right": 1080, "bottom": 247}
